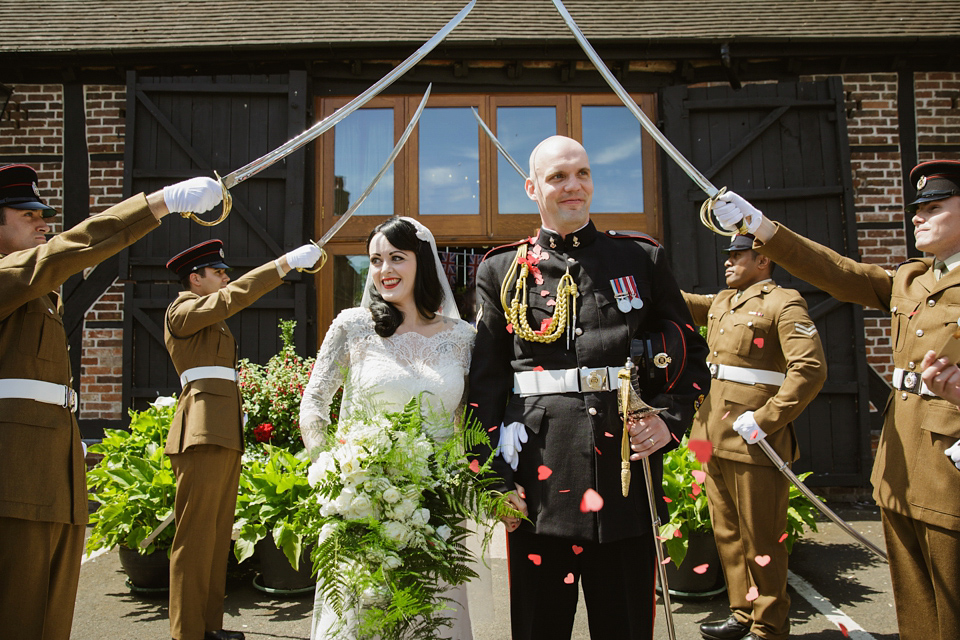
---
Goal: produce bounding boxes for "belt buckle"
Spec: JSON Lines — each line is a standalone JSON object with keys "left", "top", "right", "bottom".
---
{"left": 709, "top": 363, "right": 719, "bottom": 379}
{"left": 901, "top": 371, "right": 921, "bottom": 394}
{"left": 579, "top": 367, "right": 609, "bottom": 392}
{"left": 64, "top": 387, "right": 78, "bottom": 411}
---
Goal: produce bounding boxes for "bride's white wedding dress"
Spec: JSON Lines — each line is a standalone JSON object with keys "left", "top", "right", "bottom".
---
{"left": 299, "top": 306, "right": 477, "bottom": 640}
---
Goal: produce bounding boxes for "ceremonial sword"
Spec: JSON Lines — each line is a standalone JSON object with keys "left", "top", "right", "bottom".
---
{"left": 178, "top": 0, "right": 476, "bottom": 227}
{"left": 549, "top": 0, "right": 745, "bottom": 237}
{"left": 139, "top": 91, "right": 431, "bottom": 547}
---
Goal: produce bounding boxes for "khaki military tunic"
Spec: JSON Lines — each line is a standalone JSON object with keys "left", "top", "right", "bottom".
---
{"left": 757, "top": 223, "right": 960, "bottom": 640}
{"left": 685, "top": 280, "right": 826, "bottom": 640}
{"left": 0, "top": 194, "right": 160, "bottom": 639}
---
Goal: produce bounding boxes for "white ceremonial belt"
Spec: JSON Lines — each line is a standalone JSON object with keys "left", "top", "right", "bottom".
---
{"left": 179, "top": 366, "right": 238, "bottom": 387}
{"left": 513, "top": 366, "right": 622, "bottom": 397}
{"left": 892, "top": 367, "right": 936, "bottom": 397}
{"left": 0, "top": 378, "right": 78, "bottom": 411}
{"left": 708, "top": 362, "right": 785, "bottom": 387}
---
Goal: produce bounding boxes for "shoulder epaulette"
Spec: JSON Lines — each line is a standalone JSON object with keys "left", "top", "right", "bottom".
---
{"left": 605, "top": 229, "right": 661, "bottom": 248}
{"left": 481, "top": 236, "right": 532, "bottom": 262}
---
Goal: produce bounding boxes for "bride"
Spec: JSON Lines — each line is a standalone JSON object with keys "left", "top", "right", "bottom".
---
{"left": 299, "top": 216, "right": 477, "bottom": 640}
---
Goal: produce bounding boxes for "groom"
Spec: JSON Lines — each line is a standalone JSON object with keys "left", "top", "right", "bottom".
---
{"left": 469, "top": 135, "right": 710, "bottom": 639}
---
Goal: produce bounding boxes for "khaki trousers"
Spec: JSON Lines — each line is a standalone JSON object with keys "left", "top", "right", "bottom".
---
{"left": 0, "top": 516, "right": 85, "bottom": 640}
{"left": 705, "top": 456, "right": 790, "bottom": 640}
{"left": 882, "top": 508, "right": 960, "bottom": 640}
{"left": 169, "top": 445, "right": 242, "bottom": 640}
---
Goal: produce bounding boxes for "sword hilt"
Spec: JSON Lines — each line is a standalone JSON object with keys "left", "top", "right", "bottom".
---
{"left": 179, "top": 171, "right": 232, "bottom": 227}
{"left": 699, "top": 186, "right": 749, "bottom": 237}
{"left": 297, "top": 241, "right": 328, "bottom": 274}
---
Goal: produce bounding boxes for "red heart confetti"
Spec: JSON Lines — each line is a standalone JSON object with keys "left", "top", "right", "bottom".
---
{"left": 563, "top": 572, "right": 575, "bottom": 584}
{"left": 539, "top": 318, "right": 553, "bottom": 333}
{"left": 671, "top": 432, "right": 681, "bottom": 443}
{"left": 721, "top": 411, "right": 731, "bottom": 421}
{"left": 469, "top": 402, "right": 478, "bottom": 407}
{"left": 663, "top": 496, "right": 673, "bottom": 503}
{"left": 753, "top": 337, "right": 764, "bottom": 348}
{"left": 755, "top": 555, "right": 771, "bottom": 567}
{"left": 528, "top": 554, "right": 542, "bottom": 566}
{"left": 537, "top": 465, "right": 553, "bottom": 481}
{"left": 558, "top": 489, "right": 570, "bottom": 493}
{"left": 839, "top": 623, "right": 849, "bottom": 637}
{"left": 693, "top": 564, "right": 709, "bottom": 574}
{"left": 686, "top": 324, "right": 695, "bottom": 331}
{"left": 691, "top": 482, "right": 701, "bottom": 496}
{"left": 506, "top": 323, "right": 514, "bottom": 333}
{"left": 604, "top": 432, "right": 615, "bottom": 438}
{"left": 660, "top": 557, "right": 672, "bottom": 565}
{"left": 674, "top": 530, "right": 683, "bottom": 538}
{"left": 779, "top": 532, "right": 788, "bottom": 543}
{"left": 688, "top": 439, "right": 713, "bottom": 463}
{"left": 541, "top": 290, "right": 550, "bottom": 297}
{"left": 547, "top": 300, "right": 556, "bottom": 307}
{"left": 580, "top": 488, "right": 604, "bottom": 513}
{"left": 469, "top": 460, "right": 480, "bottom": 473}
{"left": 533, "top": 365, "right": 545, "bottom": 372}
{"left": 745, "top": 586, "right": 759, "bottom": 602}
{"left": 488, "top": 426, "right": 498, "bottom": 432}
{"left": 692, "top": 470, "right": 707, "bottom": 484}
{"left": 693, "top": 382, "right": 701, "bottom": 390}
{"left": 572, "top": 545, "right": 584, "bottom": 555}
{"left": 595, "top": 446, "right": 602, "bottom": 455}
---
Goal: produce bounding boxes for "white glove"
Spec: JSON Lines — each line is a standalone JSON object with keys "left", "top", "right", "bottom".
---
{"left": 732, "top": 411, "right": 767, "bottom": 444}
{"left": 946, "top": 439, "right": 960, "bottom": 471}
{"left": 162, "top": 177, "right": 223, "bottom": 214}
{"left": 498, "top": 421, "right": 528, "bottom": 471}
{"left": 285, "top": 244, "right": 323, "bottom": 270}
{"left": 714, "top": 191, "right": 764, "bottom": 234}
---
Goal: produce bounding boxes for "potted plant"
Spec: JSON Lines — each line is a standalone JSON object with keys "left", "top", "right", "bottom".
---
{"left": 659, "top": 436, "right": 821, "bottom": 597}
{"left": 86, "top": 397, "right": 178, "bottom": 591}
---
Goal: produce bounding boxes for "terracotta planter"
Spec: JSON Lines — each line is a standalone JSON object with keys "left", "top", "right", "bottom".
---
{"left": 663, "top": 531, "right": 726, "bottom": 598}
{"left": 118, "top": 545, "right": 170, "bottom": 592}
{"left": 253, "top": 537, "right": 314, "bottom": 595}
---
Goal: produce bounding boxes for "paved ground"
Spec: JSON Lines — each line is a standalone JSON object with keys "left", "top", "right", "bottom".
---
{"left": 71, "top": 502, "right": 897, "bottom": 639}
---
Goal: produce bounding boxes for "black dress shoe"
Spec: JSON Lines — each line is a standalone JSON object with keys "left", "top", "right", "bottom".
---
{"left": 204, "top": 631, "right": 244, "bottom": 640}
{"left": 700, "top": 615, "right": 751, "bottom": 640}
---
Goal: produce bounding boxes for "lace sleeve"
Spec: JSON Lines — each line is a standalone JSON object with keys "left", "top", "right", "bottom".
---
{"left": 299, "top": 309, "right": 356, "bottom": 452}
{"left": 452, "top": 321, "right": 476, "bottom": 426}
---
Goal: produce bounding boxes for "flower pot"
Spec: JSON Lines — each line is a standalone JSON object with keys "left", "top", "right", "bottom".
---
{"left": 663, "top": 531, "right": 725, "bottom": 598}
{"left": 118, "top": 545, "right": 169, "bottom": 592}
{"left": 253, "top": 537, "right": 314, "bottom": 595}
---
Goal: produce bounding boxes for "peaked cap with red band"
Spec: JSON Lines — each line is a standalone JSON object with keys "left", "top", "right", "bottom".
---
{"left": 166, "top": 239, "right": 230, "bottom": 279}
{"left": 907, "top": 160, "right": 960, "bottom": 213}
{"left": 0, "top": 164, "right": 57, "bottom": 217}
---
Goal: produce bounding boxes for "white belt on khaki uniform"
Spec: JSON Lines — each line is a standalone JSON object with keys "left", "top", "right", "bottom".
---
{"left": 179, "top": 366, "right": 238, "bottom": 387}
{"left": 708, "top": 362, "right": 786, "bottom": 387}
{"left": 513, "top": 366, "right": 622, "bottom": 396}
{"left": 892, "top": 367, "right": 936, "bottom": 397}
{"left": 0, "top": 378, "right": 78, "bottom": 411}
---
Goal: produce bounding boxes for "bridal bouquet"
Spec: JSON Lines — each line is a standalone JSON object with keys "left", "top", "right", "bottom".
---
{"left": 297, "top": 395, "right": 511, "bottom": 639}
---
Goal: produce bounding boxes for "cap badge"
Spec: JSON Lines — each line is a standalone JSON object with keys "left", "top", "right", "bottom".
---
{"left": 32, "top": 182, "right": 40, "bottom": 197}
{"left": 917, "top": 175, "right": 927, "bottom": 189}
{"left": 219, "top": 248, "right": 225, "bottom": 258}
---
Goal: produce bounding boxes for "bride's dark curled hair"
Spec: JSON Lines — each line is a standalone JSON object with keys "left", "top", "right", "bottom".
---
{"left": 366, "top": 217, "right": 444, "bottom": 337}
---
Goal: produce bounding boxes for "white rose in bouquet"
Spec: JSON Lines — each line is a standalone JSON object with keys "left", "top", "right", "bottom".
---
{"left": 436, "top": 524, "right": 452, "bottom": 541}
{"left": 410, "top": 507, "right": 430, "bottom": 528}
{"left": 383, "top": 553, "right": 403, "bottom": 570}
{"left": 318, "top": 522, "right": 338, "bottom": 544}
{"left": 382, "top": 486, "right": 401, "bottom": 504}
{"left": 335, "top": 485, "right": 357, "bottom": 515}
{"left": 393, "top": 498, "right": 417, "bottom": 520}
{"left": 382, "top": 521, "right": 412, "bottom": 547}
{"left": 348, "top": 493, "right": 376, "bottom": 519}
{"left": 308, "top": 451, "right": 335, "bottom": 487}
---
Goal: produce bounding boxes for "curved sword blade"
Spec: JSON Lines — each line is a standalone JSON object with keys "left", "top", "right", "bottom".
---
{"left": 315, "top": 84, "right": 432, "bottom": 247}
{"left": 550, "top": 0, "right": 718, "bottom": 198}
{"left": 222, "top": 0, "right": 475, "bottom": 189}
{"left": 470, "top": 107, "right": 528, "bottom": 180}
{"left": 757, "top": 439, "right": 888, "bottom": 562}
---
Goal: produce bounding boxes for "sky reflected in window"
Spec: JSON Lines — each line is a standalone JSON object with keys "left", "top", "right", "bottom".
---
{"left": 496, "top": 106, "right": 555, "bottom": 214}
{"left": 419, "top": 108, "right": 479, "bottom": 215}
{"left": 582, "top": 106, "right": 644, "bottom": 213}
{"left": 334, "top": 108, "right": 393, "bottom": 216}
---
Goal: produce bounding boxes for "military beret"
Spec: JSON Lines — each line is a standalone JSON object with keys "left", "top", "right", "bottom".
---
{"left": 0, "top": 164, "right": 56, "bottom": 217}
{"left": 723, "top": 233, "right": 755, "bottom": 252}
{"left": 166, "top": 239, "right": 230, "bottom": 279}
{"left": 906, "top": 160, "right": 960, "bottom": 213}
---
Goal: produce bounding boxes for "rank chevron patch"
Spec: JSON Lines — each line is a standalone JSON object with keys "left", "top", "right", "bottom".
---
{"left": 794, "top": 322, "right": 818, "bottom": 337}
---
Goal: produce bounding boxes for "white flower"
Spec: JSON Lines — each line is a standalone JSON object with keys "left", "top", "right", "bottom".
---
{"left": 436, "top": 525, "right": 452, "bottom": 541}
{"left": 410, "top": 507, "right": 430, "bottom": 527}
{"left": 383, "top": 553, "right": 402, "bottom": 569}
{"left": 393, "top": 498, "right": 417, "bottom": 521}
{"left": 150, "top": 395, "right": 176, "bottom": 408}
{"left": 308, "top": 451, "right": 335, "bottom": 487}
{"left": 348, "top": 493, "right": 375, "bottom": 519}
{"left": 382, "top": 487, "right": 401, "bottom": 504}
{"left": 382, "top": 521, "right": 412, "bottom": 547}
{"left": 318, "top": 522, "right": 338, "bottom": 544}
{"left": 334, "top": 485, "right": 357, "bottom": 515}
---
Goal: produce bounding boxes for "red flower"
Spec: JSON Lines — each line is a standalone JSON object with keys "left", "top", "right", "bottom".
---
{"left": 254, "top": 423, "right": 275, "bottom": 442}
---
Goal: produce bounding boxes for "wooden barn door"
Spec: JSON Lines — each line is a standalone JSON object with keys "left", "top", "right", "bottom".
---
{"left": 121, "top": 71, "right": 312, "bottom": 411}
{"left": 663, "top": 77, "right": 872, "bottom": 488}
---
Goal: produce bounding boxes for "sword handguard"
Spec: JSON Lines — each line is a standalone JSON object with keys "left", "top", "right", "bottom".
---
{"left": 179, "top": 171, "right": 232, "bottom": 227}
{"left": 699, "top": 186, "right": 750, "bottom": 237}
{"left": 297, "top": 241, "right": 328, "bottom": 274}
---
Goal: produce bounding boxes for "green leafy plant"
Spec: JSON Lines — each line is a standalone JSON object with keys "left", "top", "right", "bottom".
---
{"left": 86, "top": 398, "right": 178, "bottom": 555}
{"left": 234, "top": 445, "right": 313, "bottom": 570}
{"left": 659, "top": 436, "right": 821, "bottom": 566}
{"left": 238, "top": 319, "right": 315, "bottom": 453}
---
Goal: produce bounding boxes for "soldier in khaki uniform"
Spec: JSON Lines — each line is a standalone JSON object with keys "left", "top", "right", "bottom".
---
{"left": 683, "top": 234, "right": 826, "bottom": 640}
{"left": 0, "top": 164, "right": 223, "bottom": 640}
{"left": 712, "top": 160, "right": 960, "bottom": 640}
{"left": 163, "top": 238, "right": 321, "bottom": 640}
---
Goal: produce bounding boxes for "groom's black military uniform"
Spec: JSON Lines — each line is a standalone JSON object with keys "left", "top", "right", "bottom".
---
{"left": 469, "top": 221, "right": 709, "bottom": 638}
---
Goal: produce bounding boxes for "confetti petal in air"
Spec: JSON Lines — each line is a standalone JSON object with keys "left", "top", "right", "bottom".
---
{"left": 691, "top": 482, "right": 701, "bottom": 496}
{"left": 572, "top": 545, "right": 583, "bottom": 555}
{"left": 547, "top": 299, "right": 557, "bottom": 307}
{"left": 671, "top": 432, "right": 681, "bottom": 443}
{"left": 541, "top": 290, "right": 550, "bottom": 297}
{"left": 558, "top": 489, "right": 570, "bottom": 493}
{"left": 469, "top": 402, "right": 478, "bottom": 407}
{"left": 527, "top": 554, "right": 542, "bottom": 566}
{"left": 663, "top": 496, "right": 672, "bottom": 503}
{"left": 754, "top": 555, "right": 771, "bottom": 567}
{"left": 595, "top": 446, "right": 602, "bottom": 455}
{"left": 745, "top": 586, "right": 759, "bottom": 602}
{"left": 580, "top": 488, "right": 604, "bottom": 513}
{"left": 604, "top": 432, "right": 615, "bottom": 438}
{"left": 688, "top": 439, "right": 713, "bottom": 463}
{"left": 692, "top": 470, "right": 707, "bottom": 484}
{"left": 533, "top": 365, "right": 545, "bottom": 372}
{"left": 563, "top": 572, "right": 575, "bottom": 584}
{"left": 506, "top": 323, "right": 514, "bottom": 333}
{"left": 839, "top": 623, "right": 849, "bottom": 637}
{"left": 469, "top": 460, "right": 480, "bottom": 473}
{"left": 721, "top": 411, "right": 731, "bottom": 421}
{"left": 674, "top": 530, "right": 683, "bottom": 538}
{"left": 537, "top": 465, "right": 553, "bottom": 481}
{"left": 753, "top": 337, "right": 764, "bottom": 348}
{"left": 693, "top": 382, "right": 701, "bottom": 390}
{"left": 488, "top": 426, "right": 498, "bottom": 432}
{"left": 661, "top": 557, "right": 672, "bottom": 565}
{"left": 686, "top": 324, "right": 695, "bottom": 331}
{"left": 693, "top": 564, "right": 709, "bottom": 574}
{"left": 779, "top": 532, "right": 788, "bottom": 543}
